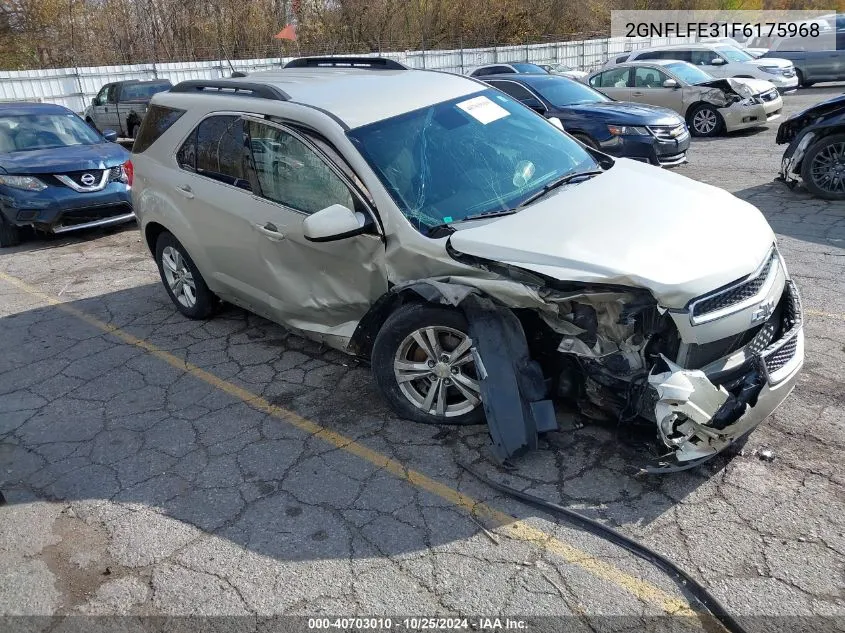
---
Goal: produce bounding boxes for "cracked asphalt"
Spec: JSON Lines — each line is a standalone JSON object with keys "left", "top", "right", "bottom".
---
{"left": 1, "top": 84, "right": 844, "bottom": 631}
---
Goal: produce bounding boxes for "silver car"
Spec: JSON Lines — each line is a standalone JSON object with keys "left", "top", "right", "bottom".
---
{"left": 130, "top": 57, "right": 803, "bottom": 471}
{"left": 588, "top": 60, "right": 783, "bottom": 137}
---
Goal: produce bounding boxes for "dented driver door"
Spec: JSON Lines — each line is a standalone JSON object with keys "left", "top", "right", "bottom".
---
{"left": 243, "top": 118, "right": 388, "bottom": 345}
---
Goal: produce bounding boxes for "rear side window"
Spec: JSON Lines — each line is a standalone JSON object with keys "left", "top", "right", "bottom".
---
{"left": 133, "top": 105, "right": 184, "bottom": 153}
{"left": 178, "top": 115, "right": 250, "bottom": 190}
{"left": 594, "top": 67, "right": 630, "bottom": 88}
{"left": 488, "top": 80, "right": 535, "bottom": 101}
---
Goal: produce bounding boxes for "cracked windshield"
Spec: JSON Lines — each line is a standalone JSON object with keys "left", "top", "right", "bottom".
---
{"left": 348, "top": 89, "right": 598, "bottom": 235}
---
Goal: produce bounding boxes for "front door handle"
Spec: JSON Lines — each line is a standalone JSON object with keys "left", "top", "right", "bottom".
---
{"left": 256, "top": 222, "right": 285, "bottom": 241}
{"left": 176, "top": 185, "right": 194, "bottom": 199}
{"left": 632, "top": 91, "right": 644, "bottom": 96}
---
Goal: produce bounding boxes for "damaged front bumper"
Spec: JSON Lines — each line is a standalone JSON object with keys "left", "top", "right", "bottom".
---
{"left": 645, "top": 281, "right": 803, "bottom": 472}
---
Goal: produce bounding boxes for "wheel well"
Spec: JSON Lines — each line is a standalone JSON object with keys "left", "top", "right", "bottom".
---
{"left": 347, "top": 288, "right": 427, "bottom": 359}
{"left": 144, "top": 222, "right": 168, "bottom": 254}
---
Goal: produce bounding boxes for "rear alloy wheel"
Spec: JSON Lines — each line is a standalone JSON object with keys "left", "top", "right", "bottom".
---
{"left": 0, "top": 214, "right": 21, "bottom": 248}
{"left": 371, "top": 303, "right": 484, "bottom": 425}
{"left": 801, "top": 134, "right": 845, "bottom": 201}
{"left": 689, "top": 104, "right": 723, "bottom": 137}
{"left": 155, "top": 232, "right": 217, "bottom": 318}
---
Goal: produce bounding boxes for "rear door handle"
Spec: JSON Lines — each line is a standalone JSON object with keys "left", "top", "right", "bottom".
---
{"left": 176, "top": 185, "right": 194, "bottom": 199}
{"left": 256, "top": 222, "right": 285, "bottom": 241}
{"left": 632, "top": 91, "right": 644, "bottom": 96}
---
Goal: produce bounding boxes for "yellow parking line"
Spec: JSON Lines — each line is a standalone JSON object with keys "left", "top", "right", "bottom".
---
{"left": 0, "top": 271, "right": 696, "bottom": 617}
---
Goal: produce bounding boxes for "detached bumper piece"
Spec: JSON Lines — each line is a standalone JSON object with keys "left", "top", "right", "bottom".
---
{"left": 462, "top": 295, "right": 558, "bottom": 462}
{"left": 645, "top": 281, "right": 803, "bottom": 473}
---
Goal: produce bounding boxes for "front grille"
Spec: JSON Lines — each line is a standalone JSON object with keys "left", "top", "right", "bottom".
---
{"left": 57, "top": 169, "right": 107, "bottom": 188}
{"left": 59, "top": 203, "right": 132, "bottom": 227}
{"left": 648, "top": 124, "right": 687, "bottom": 141}
{"left": 684, "top": 327, "right": 762, "bottom": 369}
{"left": 691, "top": 249, "right": 777, "bottom": 319}
{"left": 763, "top": 336, "right": 798, "bottom": 374}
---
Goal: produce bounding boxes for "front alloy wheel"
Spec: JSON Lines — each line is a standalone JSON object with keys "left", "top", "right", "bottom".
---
{"left": 689, "top": 104, "right": 722, "bottom": 137}
{"left": 802, "top": 134, "right": 845, "bottom": 200}
{"left": 371, "top": 304, "right": 485, "bottom": 425}
{"left": 394, "top": 326, "right": 480, "bottom": 418}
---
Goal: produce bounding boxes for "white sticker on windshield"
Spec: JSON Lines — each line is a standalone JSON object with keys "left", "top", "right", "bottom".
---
{"left": 456, "top": 95, "right": 510, "bottom": 125}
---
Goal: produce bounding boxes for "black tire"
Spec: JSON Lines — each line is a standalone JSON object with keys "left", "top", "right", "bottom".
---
{"left": 688, "top": 103, "right": 724, "bottom": 137}
{"left": 154, "top": 232, "right": 217, "bottom": 319}
{"left": 800, "top": 133, "right": 845, "bottom": 201}
{"left": 571, "top": 133, "right": 599, "bottom": 149}
{"left": 371, "top": 303, "right": 485, "bottom": 426}
{"left": 0, "top": 214, "right": 21, "bottom": 248}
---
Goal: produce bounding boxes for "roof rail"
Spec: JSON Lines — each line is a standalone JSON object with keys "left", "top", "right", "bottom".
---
{"left": 284, "top": 56, "right": 407, "bottom": 70}
{"left": 170, "top": 80, "right": 289, "bottom": 101}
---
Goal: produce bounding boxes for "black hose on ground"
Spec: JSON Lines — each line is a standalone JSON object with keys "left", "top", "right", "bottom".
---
{"left": 458, "top": 461, "right": 749, "bottom": 633}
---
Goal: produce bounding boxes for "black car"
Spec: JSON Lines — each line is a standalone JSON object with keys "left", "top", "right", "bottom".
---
{"left": 482, "top": 73, "right": 690, "bottom": 167}
{"left": 777, "top": 93, "right": 845, "bottom": 200}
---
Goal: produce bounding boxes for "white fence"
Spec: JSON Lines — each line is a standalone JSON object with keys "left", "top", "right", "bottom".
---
{"left": 0, "top": 35, "right": 695, "bottom": 113}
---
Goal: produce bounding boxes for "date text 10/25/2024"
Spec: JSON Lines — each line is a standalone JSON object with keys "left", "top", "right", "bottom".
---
{"left": 308, "top": 618, "right": 528, "bottom": 630}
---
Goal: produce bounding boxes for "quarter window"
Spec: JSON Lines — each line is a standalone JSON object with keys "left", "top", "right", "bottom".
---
{"left": 245, "top": 120, "right": 355, "bottom": 214}
{"left": 133, "top": 104, "right": 184, "bottom": 153}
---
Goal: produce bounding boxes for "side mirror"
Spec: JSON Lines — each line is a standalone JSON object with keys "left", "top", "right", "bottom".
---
{"left": 663, "top": 79, "right": 679, "bottom": 88}
{"left": 710, "top": 58, "right": 727, "bottom": 65}
{"left": 303, "top": 204, "right": 366, "bottom": 242}
{"left": 102, "top": 129, "right": 118, "bottom": 142}
{"left": 522, "top": 97, "right": 547, "bottom": 113}
{"left": 92, "top": 97, "right": 99, "bottom": 106}
{"left": 549, "top": 117, "right": 565, "bottom": 130}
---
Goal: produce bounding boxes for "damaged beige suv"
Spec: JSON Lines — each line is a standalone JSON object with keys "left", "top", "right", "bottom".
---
{"left": 131, "top": 57, "right": 803, "bottom": 472}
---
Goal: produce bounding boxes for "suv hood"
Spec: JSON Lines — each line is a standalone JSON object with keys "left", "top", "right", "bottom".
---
{"left": 0, "top": 142, "right": 129, "bottom": 175}
{"left": 448, "top": 159, "right": 774, "bottom": 308}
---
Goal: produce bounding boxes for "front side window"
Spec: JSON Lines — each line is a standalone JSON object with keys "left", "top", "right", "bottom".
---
{"left": 245, "top": 120, "right": 354, "bottom": 214}
{"left": 105, "top": 85, "right": 117, "bottom": 103}
{"left": 348, "top": 89, "right": 599, "bottom": 235}
{"left": 0, "top": 112, "right": 103, "bottom": 152}
{"left": 690, "top": 49, "right": 718, "bottom": 65}
{"left": 634, "top": 66, "right": 670, "bottom": 88}
{"left": 95, "top": 86, "right": 109, "bottom": 106}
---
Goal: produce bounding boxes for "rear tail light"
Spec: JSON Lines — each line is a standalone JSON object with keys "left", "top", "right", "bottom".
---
{"left": 124, "top": 160, "right": 134, "bottom": 187}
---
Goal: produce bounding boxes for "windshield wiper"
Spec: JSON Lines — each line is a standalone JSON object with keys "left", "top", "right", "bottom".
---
{"left": 516, "top": 169, "right": 603, "bottom": 210}
{"left": 426, "top": 209, "right": 516, "bottom": 237}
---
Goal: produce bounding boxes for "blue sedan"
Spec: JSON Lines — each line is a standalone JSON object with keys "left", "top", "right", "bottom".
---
{"left": 483, "top": 74, "right": 690, "bottom": 167}
{"left": 0, "top": 102, "right": 133, "bottom": 247}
